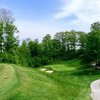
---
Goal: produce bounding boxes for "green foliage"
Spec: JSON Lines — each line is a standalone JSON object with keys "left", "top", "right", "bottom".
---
{"left": 0, "top": 8, "right": 19, "bottom": 64}
{"left": 86, "top": 22, "right": 100, "bottom": 64}
{"left": 28, "top": 39, "right": 40, "bottom": 57}
{"left": 41, "top": 56, "right": 51, "bottom": 65}
{"left": 0, "top": 8, "right": 100, "bottom": 68}
{"left": 1, "top": 60, "right": 100, "bottom": 100}
{"left": 91, "top": 21, "right": 100, "bottom": 31}
{"left": 32, "top": 57, "right": 41, "bottom": 67}
{"left": 19, "top": 40, "right": 31, "bottom": 66}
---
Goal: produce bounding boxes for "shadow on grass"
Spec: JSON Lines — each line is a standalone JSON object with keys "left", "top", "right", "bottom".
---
{"left": 71, "top": 67, "right": 100, "bottom": 76}
{"left": 52, "top": 68, "right": 100, "bottom": 77}
{"left": 43, "top": 59, "right": 100, "bottom": 77}
{"left": 57, "top": 61, "right": 100, "bottom": 77}
{"left": 69, "top": 59, "right": 99, "bottom": 76}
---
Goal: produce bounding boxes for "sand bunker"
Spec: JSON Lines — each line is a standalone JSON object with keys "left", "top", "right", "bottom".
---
{"left": 45, "top": 70, "right": 54, "bottom": 74}
{"left": 40, "top": 68, "right": 47, "bottom": 71}
{"left": 40, "top": 68, "right": 54, "bottom": 74}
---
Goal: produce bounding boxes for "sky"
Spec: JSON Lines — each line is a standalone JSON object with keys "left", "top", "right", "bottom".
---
{"left": 0, "top": 0, "right": 100, "bottom": 42}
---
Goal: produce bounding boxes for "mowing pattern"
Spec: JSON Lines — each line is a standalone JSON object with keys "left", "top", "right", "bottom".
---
{"left": 0, "top": 64, "right": 66, "bottom": 100}
{"left": 0, "top": 60, "right": 100, "bottom": 100}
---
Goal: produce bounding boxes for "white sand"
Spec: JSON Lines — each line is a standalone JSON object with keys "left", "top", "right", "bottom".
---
{"left": 90, "top": 79, "right": 100, "bottom": 100}
{"left": 45, "top": 70, "right": 54, "bottom": 74}
{"left": 40, "top": 68, "right": 54, "bottom": 74}
{"left": 40, "top": 68, "right": 47, "bottom": 71}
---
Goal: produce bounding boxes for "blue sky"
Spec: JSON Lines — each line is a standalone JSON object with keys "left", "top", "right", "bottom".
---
{"left": 0, "top": 0, "right": 100, "bottom": 42}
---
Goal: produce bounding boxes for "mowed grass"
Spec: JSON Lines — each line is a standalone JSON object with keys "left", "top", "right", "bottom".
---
{"left": 0, "top": 59, "right": 100, "bottom": 100}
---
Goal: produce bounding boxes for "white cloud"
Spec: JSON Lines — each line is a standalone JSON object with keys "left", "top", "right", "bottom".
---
{"left": 15, "top": 20, "right": 62, "bottom": 42}
{"left": 54, "top": 0, "right": 100, "bottom": 32}
{"left": 13, "top": 0, "right": 100, "bottom": 42}
{"left": 54, "top": 0, "right": 85, "bottom": 19}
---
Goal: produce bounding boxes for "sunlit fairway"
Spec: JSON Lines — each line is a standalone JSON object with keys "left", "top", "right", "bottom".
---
{"left": 0, "top": 59, "right": 100, "bottom": 100}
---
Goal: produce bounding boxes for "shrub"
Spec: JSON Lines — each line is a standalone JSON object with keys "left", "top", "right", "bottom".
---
{"left": 32, "top": 57, "right": 41, "bottom": 67}
{"left": 41, "top": 56, "right": 50, "bottom": 65}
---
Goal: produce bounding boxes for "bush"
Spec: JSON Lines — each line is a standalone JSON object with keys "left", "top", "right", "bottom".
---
{"left": 0, "top": 51, "right": 20, "bottom": 64}
{"left": 0, "top": 52, "right": 9, "bottom": 63}
{"left": 32, "top": 57, "right": 41, "bottom": 67}
{"left": 41, "top": 56, "right": 50, "bottom": 65}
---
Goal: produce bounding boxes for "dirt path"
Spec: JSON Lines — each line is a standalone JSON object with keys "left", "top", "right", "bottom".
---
{"left": 90, "top": 79, "right": 100, "bottom": 100}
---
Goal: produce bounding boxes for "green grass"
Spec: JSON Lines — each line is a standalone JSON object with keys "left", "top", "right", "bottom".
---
{"left": 0, "top": 59, "right": 100, "bottom": 100}
{"left": 44, "top": 59, "right": 81, "bottom": 71}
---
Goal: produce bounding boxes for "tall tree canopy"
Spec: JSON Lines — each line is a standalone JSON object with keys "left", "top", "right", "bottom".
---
{"left": 0, "top": 8, "right": 19, "bottom": 63}
{"left": 86, "top": 22, "right": 100, "bottom": 65}
{"left": 0, "top": 8, "right": 100, "bottom": 68}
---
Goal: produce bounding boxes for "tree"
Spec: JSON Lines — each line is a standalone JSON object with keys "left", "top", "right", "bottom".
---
{"left": 86, "top": 22, "right": 100, "bottom": 65}
{"left": 42, "top": 34, "right": 52, "bottom": 59}
{"left": 54, "top": 32, "right": 67, "bottom": 59}
{"left": 54, "top": 31, "right": 78, "bottom": 59}
{"left": 28, "top": 39, "right": 40, "bottom": 57}
{"left": 0, "top": 22, "right": 3, "bottom": 53}
{"left": 50, "top": 39, "right": 61, "bottom": 60}
{"left": 68, "top": 30, "right": 77, "bottom": 52}
{"left": 77, "top": 31, "right": 87, "bottom": 54}
{"left": 28, "top": 39, "right": 43, "bottom": 67}
{"left": 91, "top": 21, "right": 100, "bottom": 31}
{"left": 19, "top": 40, "right": 31, "bottom": 66}
{"left": 0, "top": 8, "right": 19, "bottom": 63}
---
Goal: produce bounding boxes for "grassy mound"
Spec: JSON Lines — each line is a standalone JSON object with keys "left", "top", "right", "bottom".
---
{"left": 0, "top": 59, "right": 100, "bottom": 100}
{"left": 0, "top": 64, "right": 66, "bottom": 100}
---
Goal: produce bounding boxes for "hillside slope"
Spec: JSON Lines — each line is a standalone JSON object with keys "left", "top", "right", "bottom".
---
{"left": 0, "top": 64, "right": 66, "bottom": 100}
{"left": 0, "top": 60, "right": 100, "bottom": 100}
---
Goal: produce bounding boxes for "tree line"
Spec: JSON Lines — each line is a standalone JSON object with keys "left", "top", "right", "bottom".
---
{"left": 0, "top": 8, "right": 100, "bottom": 67}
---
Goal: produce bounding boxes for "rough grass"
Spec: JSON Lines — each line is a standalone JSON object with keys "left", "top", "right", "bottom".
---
{"left": 0, "top": 59, "right": 100, "bottom": 100}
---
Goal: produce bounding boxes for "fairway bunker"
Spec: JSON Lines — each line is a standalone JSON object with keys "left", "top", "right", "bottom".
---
{"left": 40, "top": 68, "right": 54, "bottom": 74}
{"left": 40, "top": 68, "right": 47, "bottom": 71}
{"left": 45, "top": 70, "right": 54, "bottom": 74}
